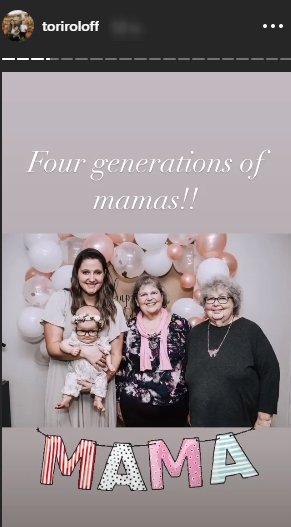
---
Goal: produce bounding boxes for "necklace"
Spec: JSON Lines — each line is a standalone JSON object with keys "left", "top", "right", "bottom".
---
{"left": 207, "top": 316, "right": 234, "bottom": 358}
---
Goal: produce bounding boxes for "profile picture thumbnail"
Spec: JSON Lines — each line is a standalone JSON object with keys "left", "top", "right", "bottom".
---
{"left": 2, "top": 10, "right": 34, "bottom": 42}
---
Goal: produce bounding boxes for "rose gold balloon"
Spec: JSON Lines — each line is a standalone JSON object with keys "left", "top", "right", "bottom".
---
{"left": 83, "top": 233, "right": 114, "bottom": 262}
{"left": 25, "top": 267, "right": 53, "bottom": 281}
{"left": 196, "top": 234, "right": 227, "bottom": 258}
{"left": 107, "top": 233, "right": 135, "bottom": 245}
{"left": 167, "top": 243, "right": 184, "bottom": 260}
{"left": 58, "top": 233, "right": 73, "bottom": 241}
{"left": 193, "top": 288, "right": 202, "bottom": 302}
{"left": 188, "top": 316, "right": 204, "bottom": 328}
{"left": 201, "top": 250, "right": 221, "bottom": 258}
{"left": 221, "top": 252, "right": 238, "bottom": 276}
{"left": 180, "top": 272, "right": 196, "bottom": 289}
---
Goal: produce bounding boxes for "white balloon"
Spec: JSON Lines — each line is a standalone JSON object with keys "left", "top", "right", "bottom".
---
{"left": 23, "top": 335, "right": 44, "bottom": 344}
{"left": 143, "top": 245, "right": 172, "bottom": 277}
{"left": 71, "top": 233, "right": 92, "bottom": 239}
{"left": 134, "top": 233, "right": 169, "bottom": 251}
{"left": 52, "top": 265, "right": 73, "bottom": 290}
{"left": 171, "top": 298, "right": 204, "bottom": 319}
{"left": 24, "top": 233, "right": 59, "bottom": 249}
{"left": 29, "top": 240, "right": 63, "bottom": 273}
{"left": 196, "top": 258, "right": 230, "bottom": 286}
{"left": 18, "top": 306, "right": 44, "bottom": 339}
{"left": 169, "top": 234, "right": 196, "bottom": 246}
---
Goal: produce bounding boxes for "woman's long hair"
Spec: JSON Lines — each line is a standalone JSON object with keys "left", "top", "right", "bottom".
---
{"left": 70, "top": 248, "right": 117, "bottom": 325}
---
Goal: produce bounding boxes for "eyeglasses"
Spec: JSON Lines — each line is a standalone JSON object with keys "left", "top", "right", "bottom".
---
{"left": 205, "top": 296, "right": 232, "bottom": 305}
{"left": 76, "top": 330, "right": 98, "bottom": 337}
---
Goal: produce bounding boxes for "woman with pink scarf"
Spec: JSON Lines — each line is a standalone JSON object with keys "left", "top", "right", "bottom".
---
{"left": 116, "top": 275, "right": 190, "bottom": 426}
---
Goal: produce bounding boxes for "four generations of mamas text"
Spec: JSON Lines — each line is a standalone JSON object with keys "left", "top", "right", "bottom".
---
{"left": 2, "top": 2, "right": 291, "bottom": 527}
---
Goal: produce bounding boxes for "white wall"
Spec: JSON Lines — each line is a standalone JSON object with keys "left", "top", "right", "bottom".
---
{"left": 2, "top": 234, "right": 48, "bottom": 426}
{"left": 225, "top": 234, "right": 291, "bottom": 426}
{"left": 2, "top": 233, "right": 291, "bottom": 426}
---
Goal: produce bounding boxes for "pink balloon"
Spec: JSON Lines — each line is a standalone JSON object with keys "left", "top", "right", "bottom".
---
{"left": 221, "top": 252, "right": 238, "bottom": 276}
{"left": 167, "top": 243, "right": 184, "bottom": 260}
{"left": 193, "top": 289, "right": 202, "bottom": 302}
{"left": 107, "top": 233, "right": 135, "bottom": 245}
{"left": 83, "top": 233, "right": 114, "bottom": 262}
{"left": 25, "top": 267, "right": 53, "bottom": 281}
{"left": 180, "top": 272, "right": 196, "bottom": 289}
{"left": 58, "top": 233, "right": 73, "bottom": 241}
{"left": 196, "top": 234, "right": 227, "bottom": 258}
{"left": 188, "top": 316, "right": 204, "bottom": 328}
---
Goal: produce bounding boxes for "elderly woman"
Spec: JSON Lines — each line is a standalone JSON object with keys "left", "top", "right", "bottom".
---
{"left": 185, "top": 276, "right": 280, "bottom": 428}
{"left": 116, "top": 275, "right": 190, "bottom": 427}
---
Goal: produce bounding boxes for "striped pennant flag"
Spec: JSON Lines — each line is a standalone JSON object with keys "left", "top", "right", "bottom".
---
{"left": 211, "top": 433, "right": 258, "bottom": 485}
{"left": 40, "top": 435, "right": 96, "bottom": 490}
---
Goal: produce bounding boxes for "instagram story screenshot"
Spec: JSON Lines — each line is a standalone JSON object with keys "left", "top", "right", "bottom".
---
{"left": 1, "top": 2, "right": 291, "bottom": 527}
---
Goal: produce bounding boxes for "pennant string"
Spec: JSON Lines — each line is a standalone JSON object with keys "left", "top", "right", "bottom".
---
{"left": 198, "top": 427, "right": 255, "bottom": 442}
{"left": 36, "top": 426, "right": 255, "bottom": 446}
{"left": 36, "top": 427, "right": 48, "bottom": 438}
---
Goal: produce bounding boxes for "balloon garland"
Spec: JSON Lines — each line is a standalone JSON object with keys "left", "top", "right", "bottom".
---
{"left": 18, "top": 233, "right": 238, "bottom": 349}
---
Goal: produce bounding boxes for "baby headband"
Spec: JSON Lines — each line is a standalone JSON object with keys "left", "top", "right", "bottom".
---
{"left": 72, "top": 313, "right": 104, "bottom": 327}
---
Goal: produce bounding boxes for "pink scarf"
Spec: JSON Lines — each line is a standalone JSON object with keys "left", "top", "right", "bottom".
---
{"left": 136, "top": 307, "right": 172, "bottom": 372}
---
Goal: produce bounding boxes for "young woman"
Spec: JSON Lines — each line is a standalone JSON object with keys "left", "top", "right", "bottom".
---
{"left": 43, "top": 248, "right": 128, "bottom": 427}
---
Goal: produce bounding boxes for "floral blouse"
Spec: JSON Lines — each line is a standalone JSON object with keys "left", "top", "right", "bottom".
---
{"left": 116, "top": 313, "right": 190, "bottom": 406}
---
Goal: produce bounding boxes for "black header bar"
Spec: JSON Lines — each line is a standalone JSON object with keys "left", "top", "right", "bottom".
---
{"left": 1, "top": 1, "right": 290, "bottom": 71}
